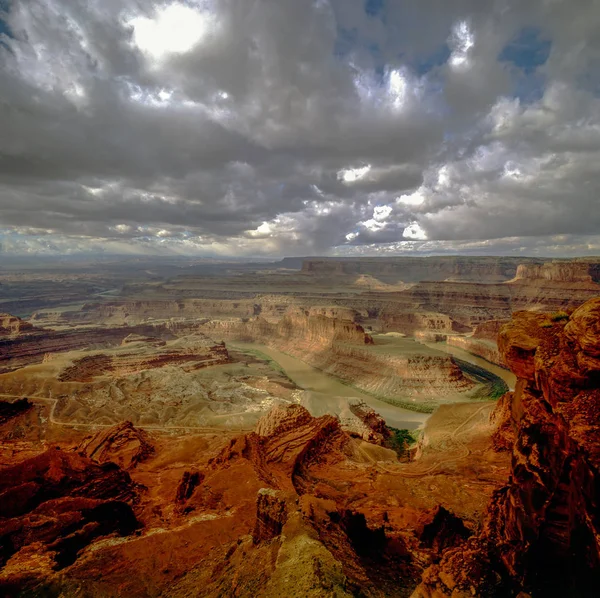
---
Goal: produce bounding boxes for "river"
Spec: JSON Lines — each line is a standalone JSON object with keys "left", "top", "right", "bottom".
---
{"left": 423, "top": 342, "right": 517, "bottom": 390}
{"left": 231, "top": 338, "right": 515, "bottom": 431}
{"left": 231, "top": 342, "right": 429, "bottom": 430}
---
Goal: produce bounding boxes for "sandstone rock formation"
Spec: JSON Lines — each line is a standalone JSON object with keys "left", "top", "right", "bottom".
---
{"left": 0, "top": 394, "right": 509, "bottom": 596}
{"left": 0, "top": 448, "right": 139, "bottom": 592}
{"left": 447, "top": 319, "right": 509, "bottom": 367}
{"left": 413, "top": 298, "right": 600, "bottom": 597}
{"left": 30, "top": 298, "right": 262, "bottom": 327}
{"left": 78, "top": 422, "right": 154, "bottom": 469}
{"left": 512, "top": 261, "right": 600, "bottom": 284}
{"left": 0, "top": 316, "right": 179, "bottom": 372}
{"left": 202, "top": 307, "right": 473, "bottom": 404}
{"left": 379, "top": 311, "right": 468, "bottom": 336}
{"left": 301, "top": 256, "right": 537, "bottom": 283}
{"left": 346, "top": 400, "right": 391, "bottom": 444}
{"left": 3, "top": 268, "right": 600, "bottom": 596}
{"left": 23, "top": 257, "right": 600, "bottom": 341}
{"left": 58, "top": 334, "right": 230, "bottom": 382}
{"left": 0, "top": 313, "right": 33, "bottom": 337}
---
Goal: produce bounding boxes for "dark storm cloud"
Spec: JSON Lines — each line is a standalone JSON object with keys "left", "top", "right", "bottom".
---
{"left": 1, "top": 0, "right": 600, "bottom": 256}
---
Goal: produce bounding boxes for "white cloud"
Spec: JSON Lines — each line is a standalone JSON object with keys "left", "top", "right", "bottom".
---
{"left": 403, "top": 222, "right": 427, "bottom": 240}
{"left": 397, "top": 190, "right": 425, "bottom": 206}
{"left": 338, "top": 165, "right": 372, "bottom": 183}
{"left": 373, "top": 205, "right": 392, "bottom": 221}
{"left": 388, "top": 69, "right": 407, "bottom": 108}
{"left": 449, "top": 20, "right": 475, "bottom": 69}
{"left": 127, "top": 3, "right": 216, "bottom": 62}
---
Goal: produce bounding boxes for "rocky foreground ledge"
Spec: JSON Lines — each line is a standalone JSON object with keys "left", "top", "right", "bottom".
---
{"left": 1, "top": 299, "right": 600, "bottom": 596}
{"left": 413, "top": 297, "right": 600, "bottom": 597}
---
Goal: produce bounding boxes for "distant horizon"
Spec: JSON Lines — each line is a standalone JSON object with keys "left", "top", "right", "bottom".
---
{"left": 2, "top": 252, "right": 600, "bottom": 263}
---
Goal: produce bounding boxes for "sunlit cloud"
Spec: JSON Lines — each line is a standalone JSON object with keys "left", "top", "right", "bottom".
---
{"left": 127, "top": 3, "right": 216, "bottom": 62}
{"left": 338, "top": 165, "right": 371, "bottom": 183}
{"left": 403, "top": 222, "right": 427, "bottom": 240}
{"left": 449, "top": 20, "right": 474, "bottom": 68}
{"left": 397, "top": 191, "right": 425, "bottom": 206}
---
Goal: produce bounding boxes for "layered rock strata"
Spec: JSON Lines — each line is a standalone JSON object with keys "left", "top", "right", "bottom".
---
{"left": 447, "top": 320, "right": 509, "bottom": 367}
{"left": 301, "top": 257, "right": 539, "bottom": 283}
{"left": 58, "top": 335, "right": 230, "bottom": 382}
{"left": 412, "top": 298, "right": 600, "bottom": 597}
{"left": 512, "top": 261, "right": 600, "bottom": 283}
{"left": 0, "top": 398, "right": 509, "bottom": 595}
{"left": 0, "top": 313, "right": 34, "bottom": 337}
{"left": 0, "top": 317, "right": 179, "bottom": 372}
{"left": 203, "top": 307, "right": 473, "bottom": 400}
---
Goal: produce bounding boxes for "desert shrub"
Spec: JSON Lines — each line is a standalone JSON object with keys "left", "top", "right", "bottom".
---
{"left": 386, "top": 427, "right": 417, "bottom": 458}
{"left": 550, "top": 311, "right": 569, "bottom": 322}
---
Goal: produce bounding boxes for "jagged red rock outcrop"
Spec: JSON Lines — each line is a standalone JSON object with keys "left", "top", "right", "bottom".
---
{"left": 346, "top": 400, "right": 391, "bottom": 444}
{"left": 412, "top": 297, "right": 600, "bottom": 597}
{"left": 78, "top": 421, "right": 154, "bottom": 469}
{"left": 0, "top": 397, "right": 509, "bottom": 596}
{"left": 0, "top": 448, "right": 139, "bottom": 592}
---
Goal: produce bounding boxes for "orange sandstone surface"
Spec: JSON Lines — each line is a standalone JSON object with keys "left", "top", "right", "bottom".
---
{"left": 1, "top": 297, "right": 600, "bottom": 596}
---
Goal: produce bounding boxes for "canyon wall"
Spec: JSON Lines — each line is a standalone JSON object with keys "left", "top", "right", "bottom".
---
{"left": 6, "top": 299, "right": 600, "bottom": 595}
{"left": 203, "top": 307, "right": 473, "bottom": 401}
{"left": 413, "top": 298, "right": 600, "bottom": 597}
{"left": 30, "top": 298, "right": 261, "bottom": 327}
{"left": 0, "top": 317, "right": 177, "bottom": 372}
{"left": 446, "top": 320, "right": 509, "bottom": 367}
{"left": 379, "top": 310, "right": 468, "bottom": 335}
{"left": 57, "top": 335, "right": 230, "bottom": 382}
{"left": 301, "top": 256, "right": 539, "bottom": 282}
{"left": 26, "top": 258, "right": 600, "bottom": 335}
{"left": 376, "top": 276, "right": 600, "bottom": 328}
{"left": 512, "top": 260, "right": 600, "bottom": 283}
{"left": 446, "top": 336, "right": 504, "bottom": 366}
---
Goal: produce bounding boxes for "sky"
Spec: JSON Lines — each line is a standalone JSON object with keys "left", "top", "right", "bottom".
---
{"left": 1, "top": 0, "right": 600, "bottom": 258}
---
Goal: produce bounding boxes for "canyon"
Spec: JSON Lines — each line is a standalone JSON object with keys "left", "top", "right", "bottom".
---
{"left": 198, "top": 308, "right": 476, "bottom": 410}
{"left": 1, "top": 255, "right": 599, "bottom": 596}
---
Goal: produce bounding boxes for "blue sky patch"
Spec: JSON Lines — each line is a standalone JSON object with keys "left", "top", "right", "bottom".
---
{"left": 334, "top": 27, "right": 358, "bottom": 59}
{"left": 412, "top": 44, "right": 451, "bottom": 75}
{"left": 365, "top": 0, "right": 384, "bottom": 18}
{"left": 513, "top": 72, "right": 546, "bottom": 104}
{"left": 499, "top": 27, "right": 551, "bottom": 74}
{"left": 0, "top": 0, "right": 13, "bottom": 46}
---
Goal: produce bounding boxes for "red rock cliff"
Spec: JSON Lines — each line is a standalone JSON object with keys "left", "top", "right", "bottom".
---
{"left": 413, "top": 298, "right": 600, "bottom": 597}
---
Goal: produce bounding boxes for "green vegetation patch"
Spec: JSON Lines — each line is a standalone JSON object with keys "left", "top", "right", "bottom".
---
{"left": 455, "top": 358, "right": 508, "bottom": 400}
{"left": 386, "top": 427, "right": 418, "bottom": 458}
